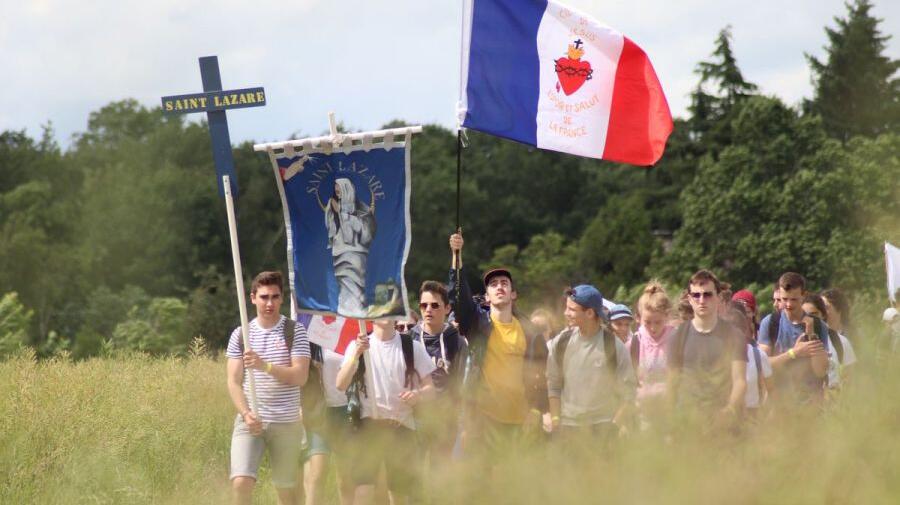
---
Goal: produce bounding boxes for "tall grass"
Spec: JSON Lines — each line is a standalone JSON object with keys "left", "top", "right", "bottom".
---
{"left": 2, "top": 327, "right": 899, "bottom": 504}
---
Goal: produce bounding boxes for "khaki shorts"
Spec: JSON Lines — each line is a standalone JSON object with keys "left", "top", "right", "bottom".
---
{"left": 230, "top": 415, "right": 304, "bottom": 488}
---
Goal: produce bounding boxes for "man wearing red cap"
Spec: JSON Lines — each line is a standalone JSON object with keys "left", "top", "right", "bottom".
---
{"left": 448, "top": 232, "right": 548, "bottom": 455}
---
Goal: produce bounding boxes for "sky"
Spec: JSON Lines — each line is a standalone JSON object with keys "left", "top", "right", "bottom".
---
{"left": 1, "top": 0, "right": 897, "bottom": 149}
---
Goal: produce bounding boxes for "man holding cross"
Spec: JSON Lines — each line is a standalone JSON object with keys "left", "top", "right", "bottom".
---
{"left": 226, "top": 271, "right": 311, "bottom": 505}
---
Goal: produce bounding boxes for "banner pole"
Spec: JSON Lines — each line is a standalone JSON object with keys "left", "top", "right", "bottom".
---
{"left": 356, "top": 319, "right": 378, "bottom": 420}
{"left": 224, "top": 175, "right": 257, "bottom": 415}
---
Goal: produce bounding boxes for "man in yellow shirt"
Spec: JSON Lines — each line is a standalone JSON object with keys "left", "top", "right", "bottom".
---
{"left": 448, "top": 232, "right": 548, "bottom": 455}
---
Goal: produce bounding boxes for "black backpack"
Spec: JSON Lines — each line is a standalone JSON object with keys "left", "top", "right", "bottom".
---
{"left": 302, "top": 342, "right": 327, "bottom": 430}
{"left": 554, "top": 328, "right": 617, "bottom": 388}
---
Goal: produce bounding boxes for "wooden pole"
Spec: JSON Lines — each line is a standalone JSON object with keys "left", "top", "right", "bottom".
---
{"left": 356, "top": 319, "right": 378, "bottom": 419}
{"left": 224, "top": 175, "right": 257, "bottom": 415}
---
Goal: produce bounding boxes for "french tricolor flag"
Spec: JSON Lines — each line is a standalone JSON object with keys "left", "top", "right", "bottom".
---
{"left": 459, "top": 0, "right": 673, "bottom": 166}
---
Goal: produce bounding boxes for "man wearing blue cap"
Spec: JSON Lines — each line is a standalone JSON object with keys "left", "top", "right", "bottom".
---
{"left": 546, "top": 285, "right": 636, "bottom": 439}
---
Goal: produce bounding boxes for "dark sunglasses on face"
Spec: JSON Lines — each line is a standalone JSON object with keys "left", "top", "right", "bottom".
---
{"left": 395, "top": 323, "right": 414, "bottom": 332}
{"left": 690, "top": 291, "right": 715, "bottom": 300}
{"left": 419, "top": 302, "right": 442, "bottom": 310}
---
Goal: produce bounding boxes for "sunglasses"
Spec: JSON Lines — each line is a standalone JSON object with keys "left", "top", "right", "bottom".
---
{"left": 689, "top": 291, "right": 716, "bottom": 300}
{"left": 395, "top": 323, "right": 415, "bottom": 332}
{"left": 419, "top": 302, "right": 442, "bottom": 310}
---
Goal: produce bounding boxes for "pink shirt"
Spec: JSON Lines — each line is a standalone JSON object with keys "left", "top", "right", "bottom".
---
{"left": 628, "top": 325, "right": 674, "bottom": 402}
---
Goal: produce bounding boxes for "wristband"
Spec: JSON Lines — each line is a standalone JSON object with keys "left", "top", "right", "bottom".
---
{"left": 266, "top": 362, "right": 273, "bottom": 373}
{"left": 788, "top": 349, "right": 797, "bottom": 360}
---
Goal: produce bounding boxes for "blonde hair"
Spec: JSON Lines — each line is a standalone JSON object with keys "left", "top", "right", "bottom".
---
{"left": 638, "top": 280, "right": 672, "bottom": 318}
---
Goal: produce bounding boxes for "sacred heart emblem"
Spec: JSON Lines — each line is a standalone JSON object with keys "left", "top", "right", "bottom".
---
{"left": 554, "top": 40, "right": 593, "bottom": 96}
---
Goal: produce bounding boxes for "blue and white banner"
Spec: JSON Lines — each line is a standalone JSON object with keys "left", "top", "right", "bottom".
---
{"left": 268, "top": 142, "right": 412, "bottom": 319}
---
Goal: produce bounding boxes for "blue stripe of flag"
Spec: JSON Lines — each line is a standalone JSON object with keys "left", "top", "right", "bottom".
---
{"left": 463, "top": 0, "right": 548, "bottom": 145}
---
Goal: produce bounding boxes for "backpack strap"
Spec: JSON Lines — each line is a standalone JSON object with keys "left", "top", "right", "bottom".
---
{"left": 827, "top": 328, "right": 844, "bottom": 364}
{"left": 553, "top": 329, "right": 573, "bottom": 390}
{"left": 751, "top": 341, "right": 765, "bottom": 403}
{"left": 629, "top": 334, "right": 641, "bottom": 373}
{"left": 400, "top": 333, "right": 419, "bottom": 389}
{"left": 767, "top": 310, "right": 781, "bottom": 351}
{"left": 283, "top": 318, "right": 295, "bottom": 352}
{"left": 603, "top": 329, "right": 617, "bottom": 373}
{"left": 673, "top": 321, "right": 691, "bottom": 369}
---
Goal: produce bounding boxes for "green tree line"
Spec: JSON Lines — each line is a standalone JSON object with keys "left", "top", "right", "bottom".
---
{"left": 0, "top": 1, "right": 897, "bottom": 358}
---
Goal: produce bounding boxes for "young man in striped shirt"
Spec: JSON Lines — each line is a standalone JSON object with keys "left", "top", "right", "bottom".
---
{"left": 226, "top": 271, "right": 311, "bottom": 505}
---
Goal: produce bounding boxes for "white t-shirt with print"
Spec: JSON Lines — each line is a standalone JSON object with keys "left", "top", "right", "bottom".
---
{"left": 745, "top": 344, "right": 773, "bottom": 408}
{"left": 827, "top": 333, "right": 857, "bottom": 388}
{"left": 343, "top": 332, "right": 436, "bottom": 429}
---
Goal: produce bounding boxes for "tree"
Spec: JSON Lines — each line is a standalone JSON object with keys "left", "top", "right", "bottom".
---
{"left": 806, "top": 0, "right": 899, "bottom": 142}
{"left": 688, "top": 26, "right": 759, "bottom": 154}
{"left": 0, "top": 292, "right": 32, "bottom": 357}
{"left": 653, "top": 95, "right": 894, "bottom": 291}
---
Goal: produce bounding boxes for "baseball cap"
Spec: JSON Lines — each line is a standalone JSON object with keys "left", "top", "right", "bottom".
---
{"left": 608, "top": 304, "right": 634, "bottom": 321}
{"left": 483, "top": 268, "right": 513, "bottom": 287}
{"left": 568, "top": 285, "right": 605, "bottom": 317}
{"left": 884, "top": 307, "right": 899, "bottom": 322}
{"left": 732, "top": 289, "right": 757, "bottom": 314}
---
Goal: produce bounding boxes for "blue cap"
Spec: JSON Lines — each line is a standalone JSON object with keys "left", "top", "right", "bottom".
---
{"left": 569, "top": 285, "right": 605, "bottom": 317}
{"left": 609, "top": 304, "right": 634, "bottom": 321}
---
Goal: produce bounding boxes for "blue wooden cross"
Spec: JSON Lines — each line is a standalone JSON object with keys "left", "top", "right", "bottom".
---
{"left": 161, "top": 55, "right": 266, "bottom": 197}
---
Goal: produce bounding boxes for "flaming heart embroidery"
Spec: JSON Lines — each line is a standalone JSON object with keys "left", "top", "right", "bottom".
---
{"left": 554, "top": 39, "right": 593, "bottom": 96}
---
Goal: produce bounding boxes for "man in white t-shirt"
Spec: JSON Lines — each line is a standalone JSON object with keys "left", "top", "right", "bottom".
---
{"left": 225, "top": 271, "right": 311, "bottom": 505}
{"left": 336, "top": 319, "right": 436, "bottom": 504}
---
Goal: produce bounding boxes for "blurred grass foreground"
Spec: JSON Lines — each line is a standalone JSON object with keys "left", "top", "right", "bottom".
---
{"left": 3, "top": 340, "right": 900, "bottom": 504}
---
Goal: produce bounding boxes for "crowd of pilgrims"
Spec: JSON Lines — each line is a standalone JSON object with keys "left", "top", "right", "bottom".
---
{"left": 227, "top": 233, "right": 899, "bottom": 505}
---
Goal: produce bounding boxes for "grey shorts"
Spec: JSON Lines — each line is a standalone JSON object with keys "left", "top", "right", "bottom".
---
{"left": 230, "top": 415, "right": 304, "bottom": 488}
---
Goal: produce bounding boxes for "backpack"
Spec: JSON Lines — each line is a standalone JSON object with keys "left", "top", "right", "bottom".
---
{"left": 301, "top": 342, "right": 327, "bottom": 431}
{"left": 554, "top": 327, "right": 617, "bottom": 388}
{"left": 768, "top": 310, "right": 835, "bottom": 359}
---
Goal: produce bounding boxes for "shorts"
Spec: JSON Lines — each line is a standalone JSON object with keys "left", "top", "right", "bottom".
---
{"left": 302, "top": 406, "right": 352, "bottom": 462}
{"left": 230, "top": 415, "right": 304, "bottom": 488}
{"left": 350, "top": 419, "right": 422, "bottom": 498}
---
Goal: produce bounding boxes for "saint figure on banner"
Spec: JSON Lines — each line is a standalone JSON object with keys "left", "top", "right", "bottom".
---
{"left": 325, "top": 178, "right": 376, "bottom": 316}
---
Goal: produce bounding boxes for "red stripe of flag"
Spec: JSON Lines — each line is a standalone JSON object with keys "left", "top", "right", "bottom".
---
{"left": 602, "top": 37, "right": 673, "bottom": 166}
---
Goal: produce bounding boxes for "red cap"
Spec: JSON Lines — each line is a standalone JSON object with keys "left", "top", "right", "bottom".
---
{"left": 732, "top": 289, "right": 757, "bottom": 314}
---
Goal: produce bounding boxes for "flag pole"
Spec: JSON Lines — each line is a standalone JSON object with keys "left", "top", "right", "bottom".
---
{"left": 223, "top": 175, "right": 258, "bottom": 415}
{"left": 356, "top": 319, "right": 378, "bottom": 420}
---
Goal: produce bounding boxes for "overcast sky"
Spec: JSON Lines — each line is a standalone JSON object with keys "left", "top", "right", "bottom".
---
{"left": 1, "top": 0, "right": 897, "bottom": 149}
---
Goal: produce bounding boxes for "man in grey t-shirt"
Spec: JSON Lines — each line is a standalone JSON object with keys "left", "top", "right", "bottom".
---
{"left": 667, "top": 270, "right": 747, "bottom": 426}
{"left": 547, "top": 285, "right": 636, "bottom": 438}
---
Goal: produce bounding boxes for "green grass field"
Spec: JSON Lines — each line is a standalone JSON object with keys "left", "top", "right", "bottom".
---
{"left": 3, "top": 338, "right": 900, "bottom": 504}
